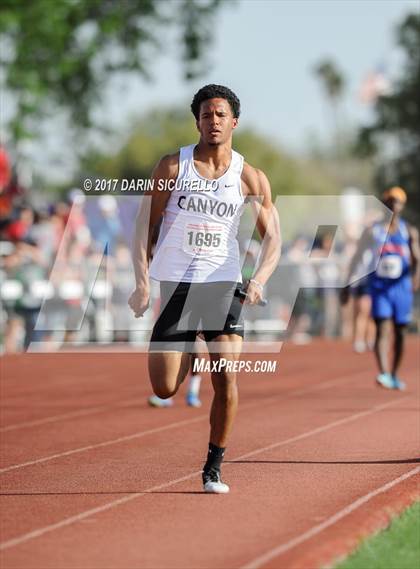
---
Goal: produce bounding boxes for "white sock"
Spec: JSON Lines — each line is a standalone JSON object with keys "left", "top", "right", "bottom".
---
{"left": 188, "top": 375, "right": 202, "bottom": 396}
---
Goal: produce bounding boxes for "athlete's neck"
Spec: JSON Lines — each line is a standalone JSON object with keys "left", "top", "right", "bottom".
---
{"left": 388, "top": 214, "right": 400, "bottom": 233}
{"left": 194, "top": 140, "right": 232, "bottom": 169}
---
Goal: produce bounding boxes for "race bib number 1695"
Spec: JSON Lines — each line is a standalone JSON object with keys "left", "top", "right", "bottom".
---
{"left": 183, "top": 223, "right": 225, "bottom": 256}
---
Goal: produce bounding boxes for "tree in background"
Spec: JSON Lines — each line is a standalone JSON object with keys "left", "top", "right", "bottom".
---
{"left": 0, "top": 0, "right": 226, "bottom": 141}
{"left": 313, "top": 58, "right": 346, "bottom": 158}
{"left": 311, "top": 58, "right": 373, "bottom": 193}
{"left": 356, "top": 13, "right": 420, "bottom": 224}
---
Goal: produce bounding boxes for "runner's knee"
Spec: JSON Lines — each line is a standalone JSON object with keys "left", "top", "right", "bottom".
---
{"left": 148, "top": 351, "right": 190, "bottom": 398}
{"left": 213, "top": 373, "right": 237, "bottom": 403}
{"left": 375, "top": 319, "right": 391, "bottom": 339}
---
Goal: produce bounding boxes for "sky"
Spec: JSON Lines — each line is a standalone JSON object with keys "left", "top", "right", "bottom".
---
{"left": 14, "top": 0, "right": 419, "bottom": 183}
{"left": 104, "top": 0, "right": 418, "bottom": 151}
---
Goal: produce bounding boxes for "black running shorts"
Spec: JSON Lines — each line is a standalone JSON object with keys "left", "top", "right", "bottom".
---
{"left": 150, "top": 281, "right": 244, "bottom": 352}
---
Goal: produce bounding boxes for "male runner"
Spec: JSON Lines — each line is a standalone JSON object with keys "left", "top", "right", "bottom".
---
{"left": 341, "top": 186, "right": 419, "bottom": 388}
{"left": 129, "top": 84, "right": 280, "bottom": 493}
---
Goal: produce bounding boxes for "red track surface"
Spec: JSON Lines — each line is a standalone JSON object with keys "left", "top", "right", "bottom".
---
{"left": 0, "top": 338, "right": 419, "bottom": 569}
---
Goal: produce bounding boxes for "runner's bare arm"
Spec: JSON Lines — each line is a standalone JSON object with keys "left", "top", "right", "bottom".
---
{"left": 129, "top": 153, "right": 178, "bottom": 316}
{"left": 408, "top": 225, "right": 420, "bottom": 291}
{"left": 241, "top": 164, "right": 281, "bottom": 304}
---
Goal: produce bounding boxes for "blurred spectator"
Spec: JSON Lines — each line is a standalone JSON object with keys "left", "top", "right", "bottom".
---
{"left": 48, "top": 203, "right": 67, "bottom": 255}
{"left": 28, "top": 209, "right": 57, "bottom": 265}
{"left": 0, "top": 170, "right": 26, "bottom": 221}
{"left": 2, "top": 206, "right": 34, "bottom": 242}
{"left": 1, "top": 244, "right": 22, "bottom": 353}
{"left": 1, "top": 240, "right": 47, "bottom": 352}
{"left": 66, "top": 189, "right": 91, "bottom": 251}
{"left": 311, "top": 232, "right": 341, "bottom": 337}
{"left": 285, "top": 236, "right": 317, "bottom": 343}
{"left": 349, "top": 276, "right": 376, "bottom": 353}
{"left": 61, "top": 241, "right": 87, "bottom": 344}
{"left": 90, "top": 195, "right": 122, "bottom": 255}
{"left": 0, "top": 146, "right": 12, "bottom": 192}
{"left": 110, "top": 242, "right": 134, "bottom": 342}
{"left": 51, "top": 201, "right": 71, "bottom": 252}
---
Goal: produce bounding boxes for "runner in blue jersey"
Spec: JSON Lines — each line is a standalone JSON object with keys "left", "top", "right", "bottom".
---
{"left": 342, "top": 187, "right": 419, "bottom": 389}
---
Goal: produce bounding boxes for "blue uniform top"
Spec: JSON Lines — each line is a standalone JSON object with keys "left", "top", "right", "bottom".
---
{"left": 369, "top": 218, "right": 411, "bottom": 290}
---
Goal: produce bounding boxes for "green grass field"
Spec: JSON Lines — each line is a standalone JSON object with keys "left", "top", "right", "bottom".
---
{"left": 335, "top": 501, "right": 420, "bottom": 569}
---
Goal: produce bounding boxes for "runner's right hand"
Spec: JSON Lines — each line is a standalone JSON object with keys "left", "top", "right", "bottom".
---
{"left": 128, "top": 287, "right": 150, "bottom": 318}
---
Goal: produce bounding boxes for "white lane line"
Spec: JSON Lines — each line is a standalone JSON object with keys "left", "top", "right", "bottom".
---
{"left": 0, "top": 469, "right": 203, "bottom": 551}
{"left": 230, "top": 397, "right": 409, "bottom": 463}
{"left": 0, "top": 395, "right": 408, "bottom": 551}
{"left": 0, "top": 416, "right": 206, "bottom": 474}
{"left": 241, "top": 466, "right": 420, "bottom": 569}
{"left": 0, "top": 398, "right": 138, "bottom": 433}
{"left": 0, "top": 372, "right": 361, "bottom": 473}
{"left": 0, "top": 366, "right": 357, "bottom": 433}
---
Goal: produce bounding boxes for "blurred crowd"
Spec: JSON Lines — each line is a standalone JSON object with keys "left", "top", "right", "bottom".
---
{"left": 0, "top": 152, "right": 139, "bottom": 352}
{"left": 0, "top": 150, "right": 417, "bottom": 354}
{"left": 0, "top": 195, "right": 365, "bottom": 353}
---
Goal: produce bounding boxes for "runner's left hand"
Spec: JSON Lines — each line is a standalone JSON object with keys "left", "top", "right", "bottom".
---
{"left": 244, "top": 280, "right": 263, "bottom": 305}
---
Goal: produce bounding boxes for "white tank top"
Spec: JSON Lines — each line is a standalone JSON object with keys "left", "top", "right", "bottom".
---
{"left": 149, "top": 144, "right": 245, "bottom": 283}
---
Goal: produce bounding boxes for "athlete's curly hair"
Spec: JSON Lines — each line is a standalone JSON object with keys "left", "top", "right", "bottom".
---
{"left": 191, "top": 84, "right": 241, "bottom": 120}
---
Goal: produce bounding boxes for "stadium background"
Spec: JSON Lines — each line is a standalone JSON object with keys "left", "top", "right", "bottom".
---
{"left": 1, "top": 1, "right": 419, "bottom": 353}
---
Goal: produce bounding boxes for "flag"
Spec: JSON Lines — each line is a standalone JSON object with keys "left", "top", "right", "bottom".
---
{"left": 358, "top": 64, "right": 391, "bottom": 105}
